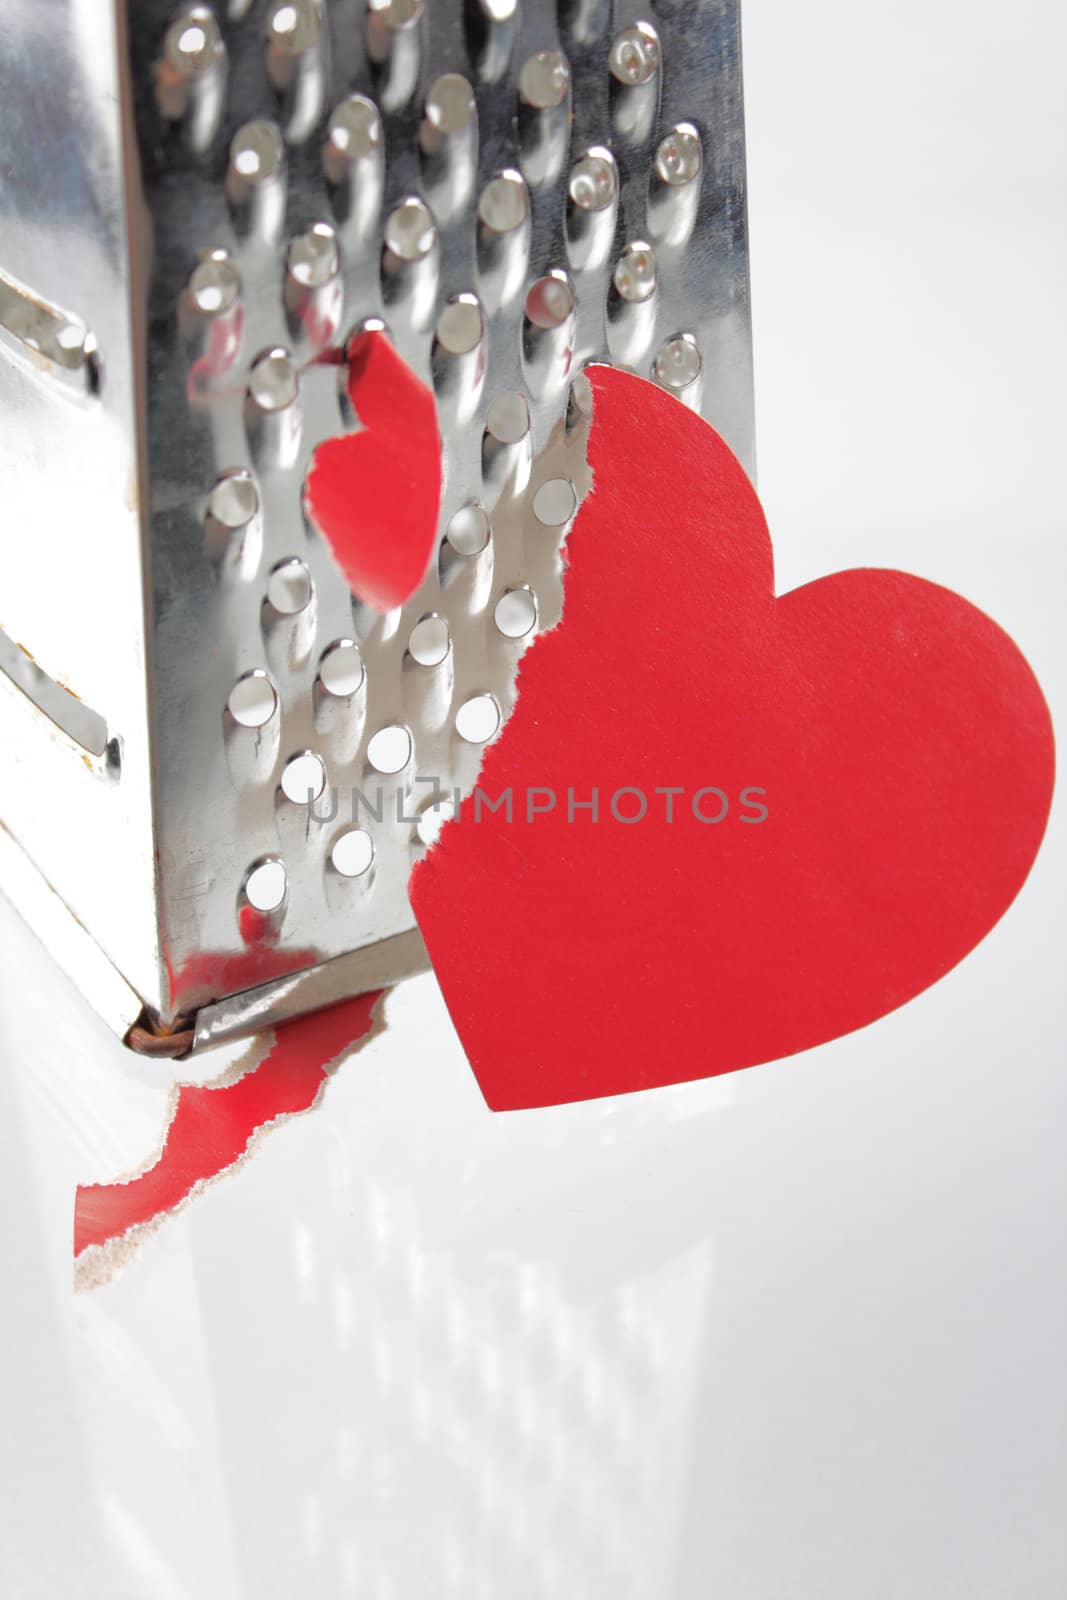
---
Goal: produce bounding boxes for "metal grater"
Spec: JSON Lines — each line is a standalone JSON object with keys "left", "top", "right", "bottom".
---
{"left": 0, "top": 0, "right": 753, "bottom": 1054}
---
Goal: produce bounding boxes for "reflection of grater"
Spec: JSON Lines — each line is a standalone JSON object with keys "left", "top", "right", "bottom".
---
{"left": 0, "top": 1, "right": 752, "bottom": 1054}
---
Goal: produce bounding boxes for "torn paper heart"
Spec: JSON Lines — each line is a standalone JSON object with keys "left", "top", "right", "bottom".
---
{"left": 411, "top": 367, "right": 1055, "bottom": 1109}
{"left": 305, "top": 328, "right": 441, "bottom": 612}
{"left": 74, "top": 991, "right": 385, "bottom": 1290}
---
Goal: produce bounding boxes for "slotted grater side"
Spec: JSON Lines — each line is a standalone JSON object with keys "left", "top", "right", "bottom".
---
{"left": 0, "top": 6, "right": 161, "bottom": 1033}
{"left": 0, "top": 0, "right": 753, "bottom": 1051}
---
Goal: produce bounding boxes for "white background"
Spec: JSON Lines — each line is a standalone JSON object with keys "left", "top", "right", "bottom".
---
{"left": 2, "top": 2, "right": 1065, "bottom": 1594}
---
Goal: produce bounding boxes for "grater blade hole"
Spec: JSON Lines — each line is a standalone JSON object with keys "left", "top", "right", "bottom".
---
{"left": 318, "top": 640, "right": 364, "bottom": 696}
{"left": 568, "top": 370, "right": 594, "bottom": 420}
{"left": 613, "top": 242, "right": 657, "bottom": 303}
{"left": 244, "top": 858, "right": 287, "bottom": 912}
{"left": 249, "top": 347, "right": 299, "bottom": 410}
{"left": 493, "top": 587, "right": 538, "bottom": 639}
{"left": 518, "top": 49, "right": 570, "bottom": 109}
{"left": 485, "top": 391, "right": 530, "bottom": 444}
{"left": 478, "top": 172, "right": 529, "bottom": 235}
{"left": 416, "top": 796, "right": 455, "bottom": 848}
{"left": 330, "top": 828, "right": 374, "bottom": 877}
{"left": 367, "top": 725, "right": 412, "bottom": 774}
{"left": 326, "top": 95, "right": 381, "bottom": 160}
{"left": 446, "top": 503, "right": 491, "bottom": 557}
{"left": 653, "top": 333, "right": 702, "bottom": 393}
{"left": 455, "top": 693, "right": 500, "bottom": 745}
{"left": 434, "top": 293, "right": 484, "bottom": 356}
{"left": 532, "top": 478, "right": 577, "bottom": 526}
{"left": 608, "top": 21, "right": 660, "bottom": 86}
{"left": 207, "top": 470, "right": 258, "bottom": 529}
{"left": 524, "top": 273, "right": 574, "bottom": 330}
{"left": 384, "top": 198, "right": 437, "bottom": 261}
{"left": 425, "top": 73, "right": 477, "bottom": 134}
{"left": 189, "top": 253, "right": 241, "bottom": 314}
{"left": 408, "top": 615, "right": 451, "bottom": 667}
{"left": 228, "top": 671, "right": 277, "bottom": 728}
{"left": 230, "top": 119, "right": 285, "bottom": 182}
{"left": 568, "top": 150, "right": 617, "bottom": 213}
{"left": 165, "top": 10, "right": 221, "bottom": 75}
{"left": 266, "top": 0, "right": 320, "bottom": 51}
{"left": 267, "top": 558, "right": 313, "bottom": 613}
{"left": 655, "top": 123, "right": 703, "bottom": 187}
{"left": 281, "top": 751, "right": 326, "bottom": 803}
{"left": 287, "top": 223, "right": 339, "bottom": 287}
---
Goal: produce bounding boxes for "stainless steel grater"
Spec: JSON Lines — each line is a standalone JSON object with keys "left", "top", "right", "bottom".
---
{"left": 0, "top": 0, "right": 753, "bottom": 1054}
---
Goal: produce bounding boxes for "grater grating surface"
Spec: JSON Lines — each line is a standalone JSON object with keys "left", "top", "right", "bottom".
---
{"left": 0, "top": 0, "right": 752, "bottom": 1047}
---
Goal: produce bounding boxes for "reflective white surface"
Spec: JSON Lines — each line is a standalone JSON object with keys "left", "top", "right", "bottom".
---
{"left": 2, "top": 1, "right": 1065, "bottom": 1594}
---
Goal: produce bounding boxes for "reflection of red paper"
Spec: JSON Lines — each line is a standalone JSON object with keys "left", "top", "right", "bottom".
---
{"left": 293, "top": 291, "right": 342, "bottom": 354}
{"left": 305, "top": 329, "right": 441, "bottom": 612}
{"left": 187, "top": 307, "right": 244, "bottom": 403}
{"left": 412, "top": 367, "right": 1055, "bottom": 1110}
{"left": 75, "top": 992, "right": 384, "bottom": 1273}
{"left": 164, "top": 943, "right": 321, "bottom": 1025}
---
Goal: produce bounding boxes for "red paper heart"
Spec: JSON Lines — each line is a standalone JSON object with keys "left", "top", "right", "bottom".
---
{"left": 306, "top": 329, "right": 441, "bottom": 612}
{"left": 411, "top": 367, "right": 1055, "bottom": 1109}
